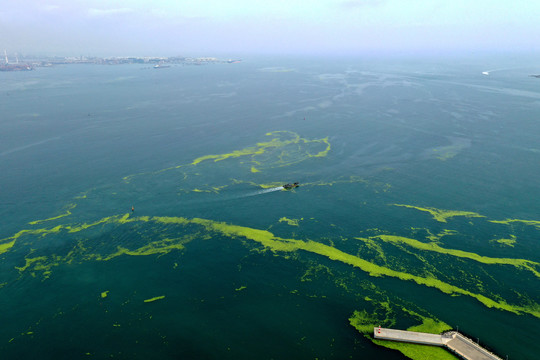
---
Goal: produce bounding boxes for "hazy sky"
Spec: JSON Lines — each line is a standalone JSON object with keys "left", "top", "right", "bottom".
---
{"left": 2, "top": 0, "right": 540, "bottom": 56}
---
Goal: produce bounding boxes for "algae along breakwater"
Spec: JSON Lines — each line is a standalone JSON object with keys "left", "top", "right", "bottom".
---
{"left": 1, "top": 57, "right": 539, "bottom": 359}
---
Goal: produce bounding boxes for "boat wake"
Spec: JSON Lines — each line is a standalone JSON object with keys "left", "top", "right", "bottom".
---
{"left": 0, "top": 136, "right": 61, "bottom": 156}
{"left": 246, "top": 186, "right": 284, "bottom": 197}
{"left": 481, "top": 68, "right": 511, "bottom": 76}
{"left": 231, "top": 186, "right": 292, "bottom": 202}
{"left": 185, "top": 186, "right": 284, "bottom": 205}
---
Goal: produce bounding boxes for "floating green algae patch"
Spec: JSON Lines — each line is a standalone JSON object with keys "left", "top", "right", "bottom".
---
{"left": 406, "top": 316, "right": 451, "bottom": 336}
{"left": 15, "top": 256, "right": 51, "bottom": 274}
{"left": 429, "top": 137, "right": 471, "bottom": 162}
{"left": 121, "top": 130, "right": 331, "bottom": 183}
{"left": 3, "top": 128, "right": 539, "bottom": 358}
{"left": 0, "top": 240, "right": 15, "bottom": 255}
{"left": 422, "top": 229, "right": 458, "bottom": 242}
{"left": 186, "top": 217, "right": 540, "bottom": 318}
{"left": 94, "top": 236, "right": 190, "bottom": 261}
{"left": 12, "top": 219, "right": 196, "bottom": 278}
{"left": 0, "top": 214, "right": 132, "bottom": 258}
{"left": 490, "top": 236, "right": 517, "bottom": 247}
{"left": 490, "top": 218, "right": 540, "bottom": 230}
{"left": 369, "top": 234, "right": 540, "bottom": 278}
{"left": 191, "top": 130, "right": 331, "bottom": 167}
{"left": 188, "top": 130, "right": 317, "bottom": 165}
{"left": 8, "top": 213, "right": 540, "bottom": 318}
{"left": 349, "top": 310, "right": 386, "bottom": 334}
{"left": 393, "top": 204, "right": 484, "bottom": 223}
{"left": 279, "top": 217, "right": 302, "bottom": 226}
{"left": 355, "top": 237, "right": 387, "bottom": 263}
{"left": 2, "top": 225, "right": 63, "bottom": 244}
{"left": 191, "top": 147, "right": 265, "bottom": 165}
{"left": 144, "top": 296, "right": 165, "bottom": 303}
{"left": 28, "top": 204, "right": 76, "bottom": 225}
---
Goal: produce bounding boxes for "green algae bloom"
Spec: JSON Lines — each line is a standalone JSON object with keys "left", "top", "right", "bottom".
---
{"left": 490, "top": 235, "right": 517, "bottom": 247}
{"left": 3, "top": 129, "right": 539, "bottom": 359}
{"left": 369, "top": 234, "right": 540, "bottom": 278}
{"left": 10, "top": 213, "right": 540, "bottom": 318}
{"left": 144, "top": 296, "right": 165, "bottom": 303}
{"left": 0, "top": 239, "right": 15, "bottom": 255}
{"left": 28, "top": 204, "right": 76, "bottom": 225}
{"left": 393, "top": 204, "right": 484, "bottom": 223}
{"left": 490, "top": 218, "right": 540, "bottom": 230}
{"left": 279, "top": 217, "right": 302, "bottom": 226}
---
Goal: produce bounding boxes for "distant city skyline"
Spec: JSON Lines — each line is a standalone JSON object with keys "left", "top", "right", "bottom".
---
{"left": 2, "top": 0, "right": 540, "bottom": 57}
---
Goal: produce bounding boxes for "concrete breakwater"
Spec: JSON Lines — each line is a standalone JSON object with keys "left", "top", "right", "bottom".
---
{"left": 373, "top": 327, "right": 503, "bottom": 360}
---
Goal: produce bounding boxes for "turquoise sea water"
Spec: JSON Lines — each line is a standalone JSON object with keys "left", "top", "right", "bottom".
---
{"left": 1, "top": 56, "right": 539, "bottom": 359}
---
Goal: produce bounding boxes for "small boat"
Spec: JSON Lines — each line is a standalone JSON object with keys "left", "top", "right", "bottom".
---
{"left": 283, "top": 182, "right": 299, "bottom": 190}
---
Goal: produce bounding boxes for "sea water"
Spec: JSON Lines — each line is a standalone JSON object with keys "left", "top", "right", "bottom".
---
{"left": 0, "top": 55, "right": 539, "bottom": 359}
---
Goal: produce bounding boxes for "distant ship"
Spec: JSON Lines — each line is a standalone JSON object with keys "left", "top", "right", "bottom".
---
{"left": 153, "top": 64, "right": 171, "bottom": 69}
{"left": 1, "top": 50, "right": 33, "bottom": 71}
{"left": 227, "top": 59, "right": 242, "bottom": 63}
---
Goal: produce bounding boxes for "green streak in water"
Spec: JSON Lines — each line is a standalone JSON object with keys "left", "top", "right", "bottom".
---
{"left": 10, "top": 214, "right": 540, "bottom": 318}
{"left": 369, "top": 234, "right": 540, "bottom": 278}
{"left": 392, "top": 204, "right": 484, "bottom": 223}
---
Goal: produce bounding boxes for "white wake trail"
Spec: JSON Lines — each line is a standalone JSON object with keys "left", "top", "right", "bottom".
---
{"left": 253, "top": 187, "right": 284, "bottom": 195}
{"left": 237, "top": 186, "right": 284, "bottom": 198}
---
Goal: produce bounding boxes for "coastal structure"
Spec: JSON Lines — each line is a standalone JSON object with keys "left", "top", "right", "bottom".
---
{"left": 1, "top": 50, "right": 33, "bottom": 71}
{"left": 0, "top": 52, "right": 241, "bottom": 70}
{"left": 373, "top": 327, "right": 504, "bottom": 360}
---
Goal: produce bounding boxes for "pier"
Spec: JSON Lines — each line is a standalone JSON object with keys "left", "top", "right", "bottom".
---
{"left": 373, "top": 327, "right": 503, "bottom": 360}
